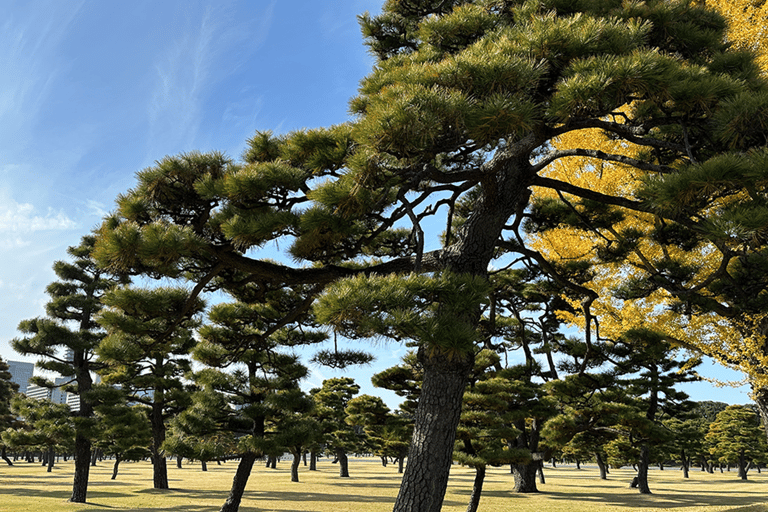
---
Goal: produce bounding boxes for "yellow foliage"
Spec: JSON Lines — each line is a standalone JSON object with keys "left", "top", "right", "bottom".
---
{"left": 530, "top": 2, "right": 768, "bottom": 386}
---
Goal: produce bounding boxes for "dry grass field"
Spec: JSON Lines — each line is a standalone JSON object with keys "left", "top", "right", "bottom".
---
{"left": 1, "top": 457, "right": 767, "bottom": 512}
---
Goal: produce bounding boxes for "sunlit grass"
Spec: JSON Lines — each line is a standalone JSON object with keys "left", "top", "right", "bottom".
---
{"left": 1, "top": 457, "right": 767, "bottom": 512}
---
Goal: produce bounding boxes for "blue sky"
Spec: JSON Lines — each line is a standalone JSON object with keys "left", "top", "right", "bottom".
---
{"left": 0, "top": 0, "right": 753, "bottom": 407}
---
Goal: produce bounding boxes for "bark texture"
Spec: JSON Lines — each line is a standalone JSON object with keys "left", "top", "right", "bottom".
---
{"left": 69, "top": 435, "right": 91, "bottom": 502}
{"left": 465, "top": 466, "right": 486, "bottom": 512}
{"left": 220, "top": 452, "right": 257, "bottom": 512}
{"left": 391, "top": 348, "right": 474, "bottom": 512}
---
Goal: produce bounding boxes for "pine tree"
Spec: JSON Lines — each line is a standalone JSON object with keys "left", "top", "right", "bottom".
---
{"left": 92, "top": 0, "right": 768, "bottom": 508}
{"left": 311, "top": 377, "right": 363, "bottom": 478}
{"left": 0, "top": 356, "right": 20, "bottom": 466}
{"left": 96, "top": 286, "right": 205, "bottom": 489}
{"left": 706, "top": 404, "right": 766, "bottom": 480}
{"left": 10, "top": 235, "right": 126, "bottom": 501}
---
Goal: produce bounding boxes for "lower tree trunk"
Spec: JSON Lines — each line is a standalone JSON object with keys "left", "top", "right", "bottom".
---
{"left": 202, "top": 460, "right": 208, "bottom": 472}
{"left": 69, "top": 434, "right": 91, "bottom": 502}
{"left": 398, "top": 450, "right": 406, "bottom": 474}
{"left": 681, "top": 450, "right": 689, "bottom": 479}
{"left": 511, "top": 461, "right": 539, "bottom": 492}
{"left": 381, "top": 455, "right": 388, "bottom": 467}
{"left": 391, "top": 348, "right": 473, "bottom": 512}
{"left": 309, "top": 449, "right": 317, "bottom": 471}
{"left": 303, "top": 451, "right": 307, "bottom": 467}
{"left": 337, "top": 450, "right": 349, "bottom": 478}
{"left": 291, "top": 451, "right": 301, "bottom": 482}
{"left": 738, "top": 450, "right": 748, "bottom": 480}
{"left": 47, "top": 447, "right": 55, "bottom": 472}
{"left": 177, "top": 456, "right": 183, "bottom": 468}
{"left": 537, "top": 461, "right": 545, "bottom": 484}
{"left": 633, "top": 445, "right": 652, "bottom": 494}
{"left": 595, "top": 452, "right": 608, "bottom": 480}
{"left": 90, "top": 448, "right": 99, "bottom": 467}
{"left": 1, "top": 446, "right": 12, "bottom": 466}
{"left": 465, "top": 465, "right": 486, "bottom": 512}
{"left": 220, "top": 452, "right": 257, "bottom": 512}
{"left": 576, "top": 459, "right": 581, "bottom": 470}
{"left": 112, "top": 454, "right": 122, "bottom": 480}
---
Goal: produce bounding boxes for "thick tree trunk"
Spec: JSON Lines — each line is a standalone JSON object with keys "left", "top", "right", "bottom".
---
{"left": 631, "top": 445, "right": 652, "bottom": 494}
{"left": 309, "top": 449, "right": 317, "bottom": 471}
{"left": 220, "top": 452, "right": 257, "bottom": 512}
{"left": 511, "top": 461, "right": 539, "bottom": 492}
{"left": 177, "top": 456, "right": 183, "bottom": 468}
{"left": 337, "top": 450, "right": 349, "bottom": 478}
{"left": 465, "top": 466, "right": 486, "bottom": 512}
{"left": 391, "top": 348, "right": 473, "bottom": 512}
{"left": 69, "top": 434, "right": 91, "bottom": 502}
{"left": 291, "top": 451, "right": 301, "bottom": 482}
{"left": 112, "top": 455, "right": 121, "bottom": 480}
{"left": 681, "top": 450, "right": 689, "bottom": 478}
{"left": 537, "top": 461, "right": 545, "bottom": 484}
{"left": 150, "top": 398, "right": 168, "bottom": 489}
{"left": 738, "top": 450, "right": 748, "bottom": 480}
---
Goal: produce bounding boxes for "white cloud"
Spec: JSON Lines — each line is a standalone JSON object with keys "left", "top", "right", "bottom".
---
{"left": 0, "top": 193, "right": 76, "bottom": 242}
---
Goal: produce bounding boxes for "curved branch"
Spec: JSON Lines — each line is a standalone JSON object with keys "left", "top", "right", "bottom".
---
{"left": 531, "top": 148, "right": 675, "bottom": 174}
{"left": 530, "top": 175, "right": 650, "bottom": 213}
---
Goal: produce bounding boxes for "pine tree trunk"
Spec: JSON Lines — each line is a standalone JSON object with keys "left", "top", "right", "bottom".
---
{"left": 177, "top": 456, "right": 183, "bottom": 468}
{"left": 511, "top": 461, "right": 539, "bottom": 492}
{"left": 309, "top": 449, "right": 317, "bottom": 471}
{"left": 398, "top": 449, "right": 406, "bottom": 474}
{"left": 337, "top": 450, "right": 349, "bottom": 478}
{"left": 220, "top": 452, "right": 257, "bottom": 512}
{"left": 202, "top": 460, "right": 208, "bottom": 472}
{"left": 381, "top": 455, "right": 387, "bottom": 467}
{"left": 391, "top": 348, "right": 473, "bottom": 512}
{"left": 537, "top": 461, "right": 545, "bottom": 484}
{"left": 69, "top": 434, "right": 91, "bottom": 502}
{"left": 633, "top": 445, "right": 652, "bottom": 494}
{"left": 47, "top": 447, "right": 55, "bottom": 472}
{"left": 291, "top": 451, "right": 301, "bottom": 482}
{"left": 150, "top": 398, "right": 168, "bottom": 489}
{"left": 91, "top": 448, "right": 99, "bottom": 466}
{"left": 1, "top": 446, "right": 12, "bottom": 466}
{"left": 465, "top": 465, "right": 486, "bottom": 512}
{"left": 739, "top": 450, "right": 748, "bottom": 480}
{"left": 681, "top": 450, "right": 689, "bottom": 478}
{"left": 112, "top": 454, "right": 122, "bottom": 480}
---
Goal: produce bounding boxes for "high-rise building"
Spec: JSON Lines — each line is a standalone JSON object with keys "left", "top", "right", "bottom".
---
{"left": 6, "top": 360, "right": 34, "bottom": 394}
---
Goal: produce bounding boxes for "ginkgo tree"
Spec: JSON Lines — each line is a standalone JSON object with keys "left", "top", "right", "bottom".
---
{"left": 92, "top": 0, "right": 768, "bottom": 510}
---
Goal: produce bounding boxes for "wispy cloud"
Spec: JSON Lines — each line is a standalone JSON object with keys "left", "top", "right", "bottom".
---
{"left": 0, "top": 2, "right": 84, "bottom": 150}
{"left": 147, "top": 1, "right": 276, "bottom": 156}
{"left": 0, "top": 192, "right": 76, "bottom": 248}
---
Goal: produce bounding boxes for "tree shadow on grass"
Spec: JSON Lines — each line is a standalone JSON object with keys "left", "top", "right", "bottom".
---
{"left": 478, "top": 484, "right": 768, "bottom": 510}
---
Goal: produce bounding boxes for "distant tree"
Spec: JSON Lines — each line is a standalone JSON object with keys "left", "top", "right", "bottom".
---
{"left": 3, "top": 395, "right": 75, "bottom": 472}
{"left": 311, "top": 377, "right": 363, "bottom": 478}
{"left": 0, "top": 356, "right": 20, "bottom": 465}
{"left": 193, "top": 284, "right": 322, "bottom": 512}
{"left": 663, "top": 416, "right": 708, "bottom": 478}
{"left": 92, "top": 385, "right": 152, "bottom": 480}
{"left": 10, "top": 235, "right": 127, "bottom": 501}
{"left": 96, "top": 286, "right": 205, "bottom": 489}
{"left": 346, "top": 394, "right": 412, "bottom": 473}
{"left": 272, "top": 389, "right": 322, "bottom": 483}
{"left": 706, "top": 404, "right": 766, "bottom": 480}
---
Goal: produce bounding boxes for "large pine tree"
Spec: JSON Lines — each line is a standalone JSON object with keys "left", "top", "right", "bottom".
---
{"left": 93, "top": 1, "right": 767, "bottom": 509}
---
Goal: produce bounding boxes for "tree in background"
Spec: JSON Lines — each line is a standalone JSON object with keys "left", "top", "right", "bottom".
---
{"left": 346, "top": 394, "right": 412, "bottom": 473}
{"left": 311, "top": 377, "right": 363, "bottom": 478}
{"left": 0, "top": 357, "right": 20, "bottom": 466}
{"left": 92, "top": 385, "right": 152, "bottom": 480}
{"left": 96, "top": 286, "right": 205, "bottom": 489}
{"left": 10, "top": 235, "right": 126, "bottom": 501}
{"left": 706, "top": 404, "right": 766, "bottom": 479}
{"left": 3, "top": 395, "right": 74, "bottom": 472}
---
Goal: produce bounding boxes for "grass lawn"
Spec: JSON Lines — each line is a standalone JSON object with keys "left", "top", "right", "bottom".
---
{"left": 1, "top": 457, "right": 767, "bottom": 512}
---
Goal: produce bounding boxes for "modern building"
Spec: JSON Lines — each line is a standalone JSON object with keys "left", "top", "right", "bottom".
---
{"left": 25, "top": 376, "right": 70, "bottom": 406}
{"left": 6, "top": 360, "right": 34, "bottom": 394}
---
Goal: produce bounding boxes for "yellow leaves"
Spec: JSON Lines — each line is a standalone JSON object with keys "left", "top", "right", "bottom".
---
{"left": 706, "top": 0, "right": 768, "bottom": 75}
